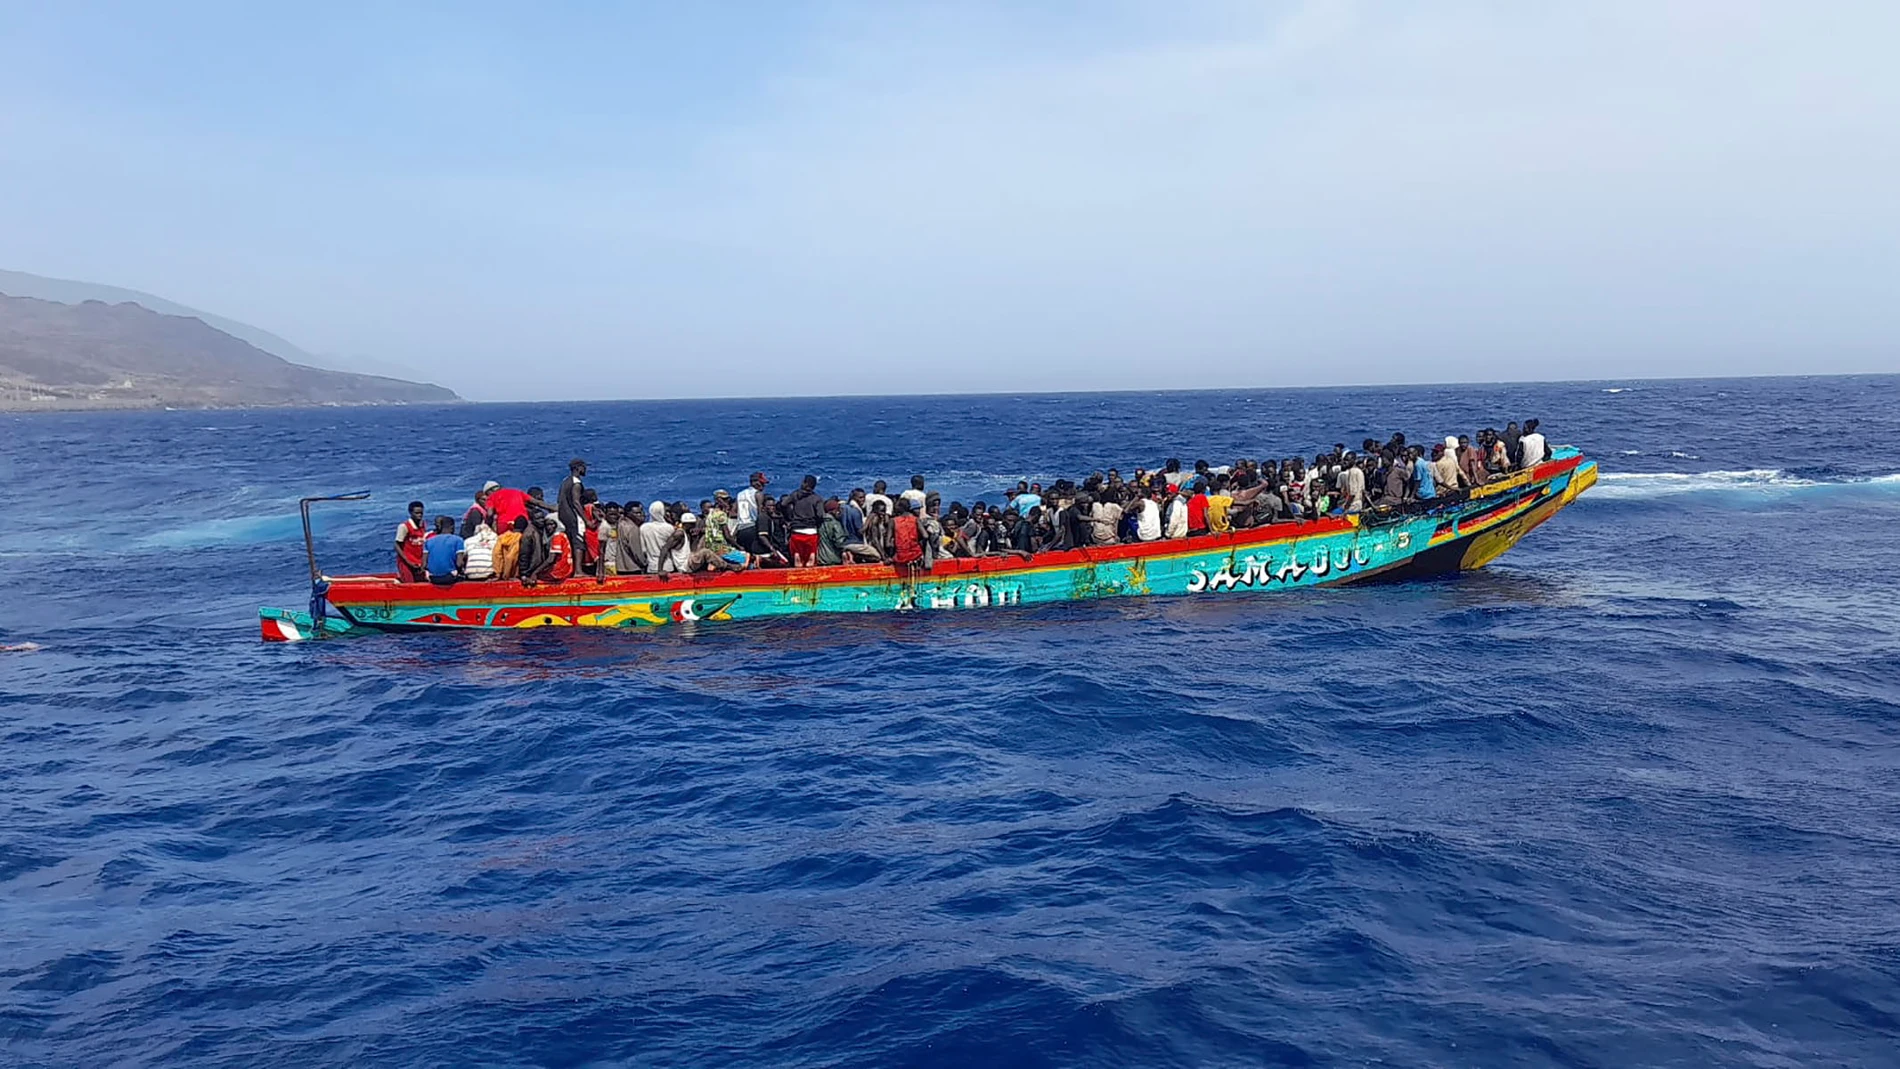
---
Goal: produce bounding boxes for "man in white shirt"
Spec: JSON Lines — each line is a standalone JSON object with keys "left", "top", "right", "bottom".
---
{"left": 899, "top": 475, "right": 928, "bottom": 513}
{"left": 1134, "top": 493, "right": 1162, "bottom": 541}
{"left": 732, "top": 472, "right": 767, "bottom": 554}
{"left": 1518, "top": 419, "right": 1548, "bottom": 469}
{"left": 462, "top": 520, "right": 498, "bottom": 580}
{"left": 865, "top": 480, "right": 893, "bottom": 518}
{"left": 1164, "top": 489, "right": 1190, "bottom": 539}
{"left": 640, "top": 501, "right": 681, "bottom": 575}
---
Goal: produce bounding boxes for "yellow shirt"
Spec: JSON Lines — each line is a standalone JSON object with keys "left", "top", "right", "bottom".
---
{"left": 1207, "top": 494, "right": 1235, "bottom": 533}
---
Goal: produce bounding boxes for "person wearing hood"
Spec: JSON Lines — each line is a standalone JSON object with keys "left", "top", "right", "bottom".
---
{"left": 638, "top": 501, "right": 680, "bottom": 575}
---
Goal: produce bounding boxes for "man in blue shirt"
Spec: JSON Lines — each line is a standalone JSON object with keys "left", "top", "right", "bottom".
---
{"left": 1412, "top": 447, "right": 1437, "bottom": 501}
{"left": 423, "top": 516, "right": 467, "bottom": 583}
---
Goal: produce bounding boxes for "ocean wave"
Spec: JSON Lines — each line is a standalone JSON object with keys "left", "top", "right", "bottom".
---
{"left": 1592, "top": 469, "right": 1900, "bottom": 500}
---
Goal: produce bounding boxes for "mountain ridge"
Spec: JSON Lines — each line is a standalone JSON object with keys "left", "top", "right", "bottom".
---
{"left": 0, "top": 289, "right": 460, "bottom": 411}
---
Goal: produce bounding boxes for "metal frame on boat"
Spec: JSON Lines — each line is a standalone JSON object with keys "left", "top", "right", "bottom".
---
{"left": 259, "top": 449, "right": 1596, "bottom": 641}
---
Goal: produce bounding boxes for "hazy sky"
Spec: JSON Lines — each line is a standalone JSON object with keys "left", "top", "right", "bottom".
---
{"left": 2, "top": 1, "right": 1895, "bottom": 400}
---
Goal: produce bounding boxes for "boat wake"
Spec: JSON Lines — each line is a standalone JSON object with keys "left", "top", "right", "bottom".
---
{"left": 1591, "top": 469, "right": 1900, "bottom": 500}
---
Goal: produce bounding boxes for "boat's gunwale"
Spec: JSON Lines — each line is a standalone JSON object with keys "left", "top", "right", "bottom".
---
{"left": 318, "top": 454, "right": 1586, "bottom": 609}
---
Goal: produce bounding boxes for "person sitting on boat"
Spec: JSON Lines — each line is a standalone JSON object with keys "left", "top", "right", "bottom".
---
{"left": 1412, "top": 446, "right": 1438, "bottom": 502}
{"left": 891, "top": 497, "right": 926, "bottom": 570}
{"left": 423, "top": 516, "right": 466, "bottom": 585}
{"left": 1518, "top": 419, "right": 1548, "bottom": 469}
{"left": 1163, "top": 484, "right": 1189, "bottom": 539}
{"left": 1429, "top": 443, "right": 1464, "bottom": 494}
{"left": 676, "top": 513, "right": 745, "bottom": 573}
{"left": 696, "top": 500, "right": 753, "bottom": 571}
{"left": 463, "top": 517, "right": 498, "bottom": 581}
{"left": 1337, "top": 456, "right": 1368, "bottom": 513}
{"left": 394, "top": 501, "right": 429, "bottom": 583}
{"left": 462, "top": 482, "right": 498, "bottom": 537}
{"left": 494, "top": 516, "right": 526, "bottom": 580}
{"left": 603, "top": 502, "right": 645, "bottom": 576}
{"left": 545, "top": 513, "right": 577, "bottom": 581}
{"left": 638, "top": 501, "right": 680, "bottom": 576}
{"left": 752, "top": 497, "right": 791, "bottom": 567}
{"left": 1459, "top": 436, "right": 1490, "bottom": 489}
{"left": 818, "top": 499, "right": 882, "bottom": 565}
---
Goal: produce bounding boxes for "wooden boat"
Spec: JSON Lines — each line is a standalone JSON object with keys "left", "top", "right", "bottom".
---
{"left": 259, "top": 449, "right": 1596, "bottom": 641}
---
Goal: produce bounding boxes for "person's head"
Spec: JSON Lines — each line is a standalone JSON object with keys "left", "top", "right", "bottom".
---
{"left": 699, "top": 499, "right": 712, "bottom": 517}
{"left": 1431, "top": 443, "right": 1445, "bottom": 459}
{"left": 408, "top": 500, "right": 425, "bottom": 521}
{"left": 604, "top": 502, "right": 622, "bottom": 523}
{"left": 1459, "top": 435, "right": 1471, "bottom": 447}
{"left": 893, "top": 497, "right": 913, "bottom": 514}
{"left": 1164, "top": 458, "right": 1180, "bottom": 474}
{"left": 512, "top": 516, "right": 528, "bottom": 533}
{"left": 624, "top": 502, "right": 645, "bottom": 523}
{"left": 582, "top": 488, "right": 598, "bottom": 505}
{"left": 797, "top": 474, "right": 816, "bottom": 492}
{"left": 873, "top": 479, "right": 887, "bottom": 494}
{"left": 570, "top": 458, "right": 587, "bottom": 476}
{"left": 762, "top": 497, "right": 781, "bottom": 516}
{"left": 434, "top": 515, "right": 455, "bottom": 533}
{"left": 539, "top": 512, "right": 560, "bottom": 530}
{"left": 870, "top": 498, "right": 888, "bottom": 515}
{"left": 851, "top": 487, "right": 866, "bottom": 503}
{"left": 1506, "top": 421, "right": 1520, "bottom": 433}
{"left": 527, "top": 486, "right": 545, "bottom": 501}
{"left": 750, "top": 471, "right": 769, "bottom": 490}
{"left": 1194, "top": 459, "right": 1210, "bottom": 474}
{"left": 650, "top": 500, "right": 669, "bottom": 523}
{"left": 825, "top": 497, "right": 841, "bottom": 515}
{"left": 478, "top": 480, "right": 498, "bottom": 503}
{"left": 1525, "top": 418, "right": 1539, "bottom": 432}
{"left": 714, "top": 489, "right": 732, "bottom": 510}
{"left": 680, "top": 512, "right": 698, "bottom": 530}
{"left": 910, "top": 474, "right": 925, "bottom": 491}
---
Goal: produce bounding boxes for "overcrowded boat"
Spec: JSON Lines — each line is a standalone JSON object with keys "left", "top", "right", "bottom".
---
{"left": 259, "top": 427, "right": 1596, "bottom": 640}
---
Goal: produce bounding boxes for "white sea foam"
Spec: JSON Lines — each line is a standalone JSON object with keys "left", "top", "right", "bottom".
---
{"left": 1592, "top": 469, "right": 1900, "bottom": 500}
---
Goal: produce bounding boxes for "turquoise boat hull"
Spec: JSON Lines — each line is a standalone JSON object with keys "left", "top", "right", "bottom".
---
{"left": 261, "top": 450, "right": 1596, "bottom": 640}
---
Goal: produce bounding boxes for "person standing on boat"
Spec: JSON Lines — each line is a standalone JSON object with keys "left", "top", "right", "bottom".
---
{"left": 558, "top": 459, "right": 589, "bottom": 574}
{"left": 784, "top": 475, "right": 826, "bottom": 567}
{"left": 394, "top": 501, "right": 429, "bottom": 582}
{"left": 486, "top": 485, "right": 530, "bottom": 532}
{"left": 900, "top": 476, "right": 928, "bottom": 514}
{"left": 865, "top": 480, "right": 893, "bottom": 518}
{"left": 733, "top": 472, "right": 768, "bottom": 554}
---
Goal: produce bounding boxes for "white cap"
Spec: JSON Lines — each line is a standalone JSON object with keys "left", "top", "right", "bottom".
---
{"left": 680, "top": 512, "right": 699, "bottom": 524}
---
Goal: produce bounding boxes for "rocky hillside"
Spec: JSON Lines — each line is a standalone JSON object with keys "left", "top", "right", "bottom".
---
{"left": 0, "top": 293, "right": 459, "bottom": 410}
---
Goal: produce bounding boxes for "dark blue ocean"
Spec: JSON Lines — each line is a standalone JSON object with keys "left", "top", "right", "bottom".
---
{"left": 4, "top": 376, "right": 1899, "bottom": 1067}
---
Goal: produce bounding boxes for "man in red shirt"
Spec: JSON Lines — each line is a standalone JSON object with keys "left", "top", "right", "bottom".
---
{"left": 487, "top": 486, "right": 531, "bottom": 532}
{"left": 891, "top": 498, "right": 925, "bottom": 569}
{"left": 532, "top": 514, "right": 574, "bottom": 581}
{"left": 394, "top": 500, "right": 429, "bottom": 582}
{"left": 1186, "top": 482, "right": 1211, "bottom": 537}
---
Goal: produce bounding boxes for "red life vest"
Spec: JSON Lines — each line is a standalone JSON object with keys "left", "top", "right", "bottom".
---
{"left": 892, "top": 515, "right": 923, "bottom": 565}
{"left": 547, "top": 531, "right": 574, "bottom": 580}
{"left": 397, "top": 519, "right": 428, "bottom": 566}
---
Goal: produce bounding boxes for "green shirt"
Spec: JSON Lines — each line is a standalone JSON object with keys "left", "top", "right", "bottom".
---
{"left": 817, "top": 516, "right": 847, "bottom": 566}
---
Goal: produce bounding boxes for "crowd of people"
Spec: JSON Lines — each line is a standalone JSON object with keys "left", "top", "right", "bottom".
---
{"left": 395, "top": 420, "right": 1552, "bottom": 585}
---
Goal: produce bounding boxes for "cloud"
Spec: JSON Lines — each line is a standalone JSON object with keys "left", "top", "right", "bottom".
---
{"left": 2, "top": 1, "right": 1896, "bottom": 399}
